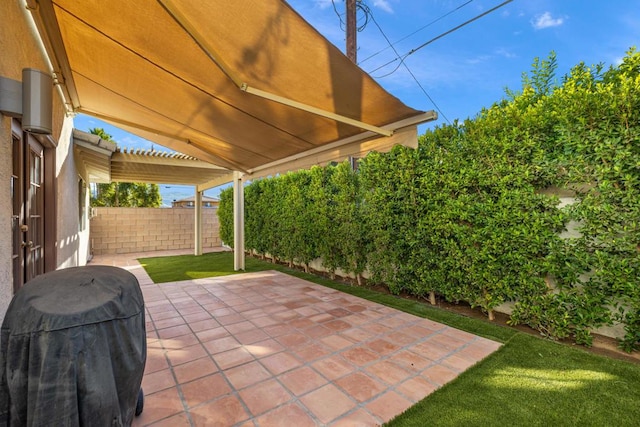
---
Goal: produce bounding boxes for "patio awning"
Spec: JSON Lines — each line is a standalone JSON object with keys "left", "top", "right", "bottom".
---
{"left": 29, "top": 0, "right": 435, "bottom": 173}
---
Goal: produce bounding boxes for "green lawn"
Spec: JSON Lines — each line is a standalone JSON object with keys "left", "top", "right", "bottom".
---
{"left": 388, "top": 333, "right": 640, "bottom": 426}
{"left": 139, "top": 252, "right": 640, "bottom": 426}
{"left": 138, "top": 251, "right": 268, "bottom": 282}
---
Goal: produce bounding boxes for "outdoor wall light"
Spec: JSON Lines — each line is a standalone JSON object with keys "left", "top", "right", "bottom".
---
{"left": 0, "top": 68, "right": 53, "bottom": 135}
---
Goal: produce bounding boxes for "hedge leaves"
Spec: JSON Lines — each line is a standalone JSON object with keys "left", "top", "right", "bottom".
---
{"left": 219, "top": 49, "right": 640, "bottom": 351}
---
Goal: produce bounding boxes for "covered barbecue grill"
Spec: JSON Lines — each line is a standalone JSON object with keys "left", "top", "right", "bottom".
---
{"left": 0, "top": 265, "right": 146, "bottom": 426}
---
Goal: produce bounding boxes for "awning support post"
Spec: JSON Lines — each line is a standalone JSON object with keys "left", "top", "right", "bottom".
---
{"left": 194, "top": 189, "right": 203, "bottom": 256}
{"left": 233, "top": 171, "right": 245, "bottom": 270}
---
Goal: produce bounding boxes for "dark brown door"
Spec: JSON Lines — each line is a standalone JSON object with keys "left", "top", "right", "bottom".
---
{"left": 11, "top": 119, "right": 45, "bottom": 292}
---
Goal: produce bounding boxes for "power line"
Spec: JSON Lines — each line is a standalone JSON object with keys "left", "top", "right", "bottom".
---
{"left": 331, "top": 0, "right": 343, "bottom": 21}
{"left": 364, "top": 2, "right": 451, "bottom": 124}
{"left": 359, "top": 0, "right": 475, "bottom": 65}
{"left": 331, "top": 0, "right": 371, "bottom": 32}
{"left": 368, "top": 0, "right": 514, "bottom": 76}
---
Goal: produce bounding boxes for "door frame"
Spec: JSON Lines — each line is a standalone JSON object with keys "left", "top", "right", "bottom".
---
{"left": 11, "top": 120, "right": 24, "bottom": 293}
{"left": 25, "top": 133, "right": 44, "bottom": 282}
{"left": 10, "top": 118, "right": 57, "bottom": 291}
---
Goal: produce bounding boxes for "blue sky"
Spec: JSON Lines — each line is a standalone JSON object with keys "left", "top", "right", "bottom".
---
{"left": 288, "top": 0, "right": 639, "bottom": 126}
{"left": 74, "top": 0, "right": 639, "bottom": 204}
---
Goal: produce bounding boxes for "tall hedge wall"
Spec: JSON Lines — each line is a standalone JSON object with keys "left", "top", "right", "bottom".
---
{"left": 219, "top": 49, "right": 640, "bottom": 352}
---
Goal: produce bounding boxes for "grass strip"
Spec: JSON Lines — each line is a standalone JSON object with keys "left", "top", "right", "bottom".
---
{"left": 387, "top": 333, "right": 640, "bottom": 426}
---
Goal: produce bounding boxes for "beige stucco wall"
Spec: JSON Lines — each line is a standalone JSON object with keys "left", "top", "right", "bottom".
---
{"left": 56, "top": 120, "right": 92, "bottom": 268}
{"left": 90, "top": 208, "right": 222, "bottom": 255}
{"left": 0, "top": 1, "right": 88, "bottom": 319}
{"left": 0, "top": 0, "right": 52, "bottom": 319}
{"left": 0, "top": 117, "right": 12, "bottom": 321}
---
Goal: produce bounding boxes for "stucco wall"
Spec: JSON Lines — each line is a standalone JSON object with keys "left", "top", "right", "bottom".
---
{"left": 0, "top": 1, "right": 51, "bottom": 319}
{"left": 56, "top": 120, "right": 92, "bottom": 268}
{"left": 90, "top": 208, "right": 222, "bottom": 255}
{"left": 0, "top": 116, "right": 12, "bottom": 321}
{"left": 0, "top": 1, "right": 87, "bottom": 319}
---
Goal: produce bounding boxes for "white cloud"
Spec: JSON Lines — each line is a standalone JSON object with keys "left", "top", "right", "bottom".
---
{"left": 373, "top": 0, "right": 394, "bottom": 13}
{"left": 313, "top": 0, "right": 333, "bottom": 9}
{"left": 466, "top": 54, "right": 492, "bottom": 65}
{"left": 531, "top": 12, "right": 565, "bottom": 30}
{"left": 495, "top": 48, "right": 517, "bottom": 59}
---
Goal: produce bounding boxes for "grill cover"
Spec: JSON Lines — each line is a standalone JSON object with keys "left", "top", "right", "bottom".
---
{"left": 0, "top": 265, "right": 146, "bottom": 426}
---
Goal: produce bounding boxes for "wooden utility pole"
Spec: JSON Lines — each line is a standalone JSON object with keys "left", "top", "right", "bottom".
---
{"left": 346, "top": 0, "right": 357, "bottom": 63}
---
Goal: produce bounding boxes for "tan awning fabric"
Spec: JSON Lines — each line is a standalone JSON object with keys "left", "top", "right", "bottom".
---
{"left": 31, "top": 0, "right": 432, "bottom": 172}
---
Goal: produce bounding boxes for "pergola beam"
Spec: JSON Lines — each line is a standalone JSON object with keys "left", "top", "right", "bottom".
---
{"left": 111, "top": 153, "right": 227, "bottom": 169}
{"left": 246, "top": 111, "right": 437, "bottom": 177}
{"left": 197, "top": 173, "right": 235, "bottom": 192}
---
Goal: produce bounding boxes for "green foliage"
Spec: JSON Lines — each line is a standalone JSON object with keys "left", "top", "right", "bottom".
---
{"left": 218, "top": 186, "right": 234, "bottom": 247}
{"left": 91, "top": 182, "right": 161, "bottom": 207}
{"left": 330, "top": 161, "right": 368, "bottom": 282}
{"left": 88, "top": 127, "right": 112, "bottom": 140}
{"left": 501, "top": 48, "right": 640, "bottom": 349}
{"left": 309, "top": 166, "right": 341, "bottom": 275}
{"left": 360, "top": 146, "right": 426, "bottom": 295}
{"left": 522, "top": 50, "right": 558, "bottom": 99}
{"left": 279, "top": 171, "right": 317, "bottom": 269}
{"left": 218, "top": 49, "right": 640, "bottom": 351}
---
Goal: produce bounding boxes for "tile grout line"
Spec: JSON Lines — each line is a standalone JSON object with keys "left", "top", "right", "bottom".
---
{"left": 135, "top": 258, "right": 199, "bottom": 427}
{"left": 98, "top": 254, "right": 501, "bottom": 426}
{"left": 177, "top": 271, "right": 468, "bottom": 424}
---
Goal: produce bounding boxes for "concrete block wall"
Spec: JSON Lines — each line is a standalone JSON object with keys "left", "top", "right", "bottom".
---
{"left": 90, "top": 207, "right": 221, "bottom": 255}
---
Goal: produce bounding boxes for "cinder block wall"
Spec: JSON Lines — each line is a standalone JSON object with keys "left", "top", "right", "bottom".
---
{"left": 90, "top": 207, "right": 221, "bottom": 255}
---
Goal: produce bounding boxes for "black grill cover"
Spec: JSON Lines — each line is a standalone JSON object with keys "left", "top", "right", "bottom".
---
{"left": 0, "top": 266, "right": 146, "bottom": 426}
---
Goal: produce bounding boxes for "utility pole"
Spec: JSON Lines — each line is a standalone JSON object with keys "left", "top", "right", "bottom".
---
{"left": 346, "top": 0, "right": 357, "bottom": 63}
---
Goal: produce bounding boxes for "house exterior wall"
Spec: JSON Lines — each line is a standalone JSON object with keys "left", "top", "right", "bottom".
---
{"left": 56, "top": 123, "right": 92, "bottom": 269}
{"left": 0, "top": 118, "right": 11, "bottom": 320}
{"left": 90, "top": 208, "right": 222, "bottom": 255}
{"left": 1, "top": 1, "right": 89, "bottom": 319}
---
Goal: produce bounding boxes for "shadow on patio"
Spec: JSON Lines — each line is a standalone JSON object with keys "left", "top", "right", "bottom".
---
{"left": 91, "top": 250, "right": 500, "bottom": 426}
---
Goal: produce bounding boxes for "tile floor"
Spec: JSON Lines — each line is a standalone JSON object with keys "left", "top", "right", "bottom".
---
{"left": 91, "top": 250, "right": 501, "bottom": 426}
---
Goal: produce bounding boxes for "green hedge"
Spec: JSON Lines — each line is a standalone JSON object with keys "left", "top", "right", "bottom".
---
{"left": 219, "top": 49, "right": 640, "bottom": 351}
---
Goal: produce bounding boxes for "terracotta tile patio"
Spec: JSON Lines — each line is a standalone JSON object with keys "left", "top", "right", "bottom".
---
{"left": 91, "top": 250, "right": 501, "bottom": 426}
